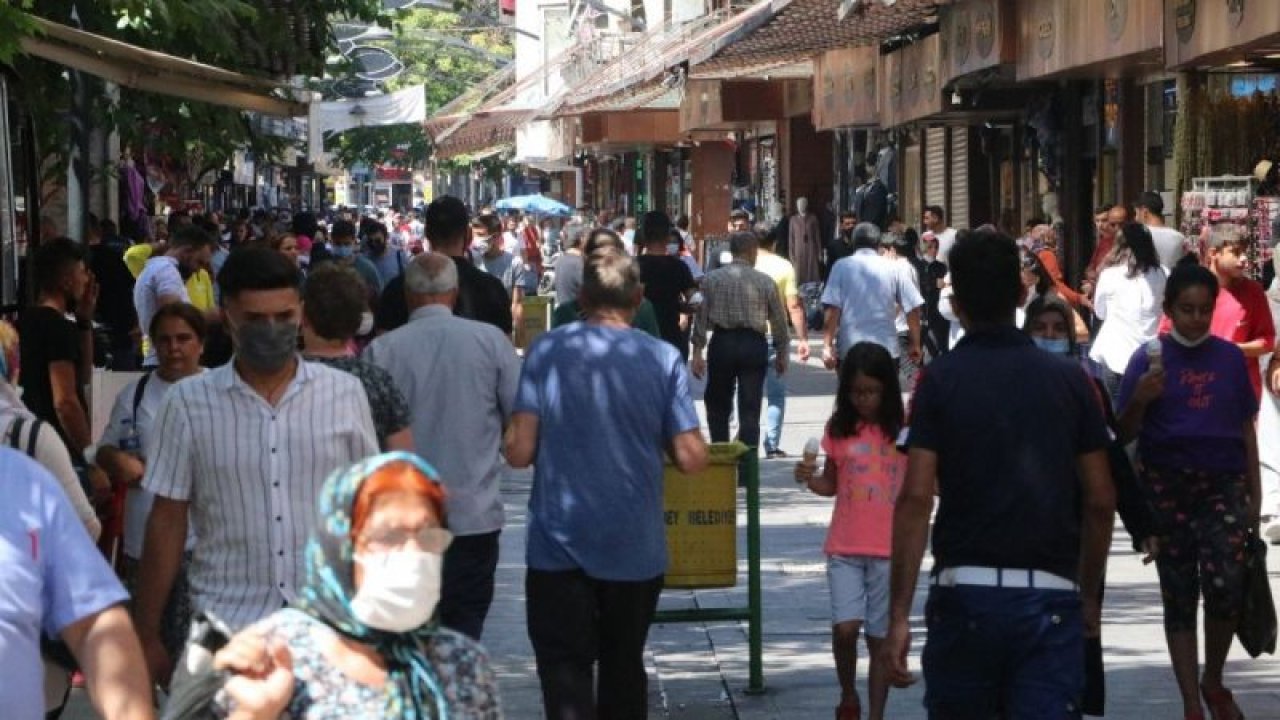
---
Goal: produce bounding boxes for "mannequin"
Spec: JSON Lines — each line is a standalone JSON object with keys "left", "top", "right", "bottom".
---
{"left": 789, "top": 197, "right": 822, "bottom": 285}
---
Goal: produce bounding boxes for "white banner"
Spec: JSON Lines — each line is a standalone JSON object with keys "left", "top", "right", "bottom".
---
{"left": 308, "top": 85, "right": 427, "bottom": 161}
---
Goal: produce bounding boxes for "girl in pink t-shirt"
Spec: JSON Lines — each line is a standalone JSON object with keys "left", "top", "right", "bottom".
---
{"left": 796, "top": 342, "right": 906, "bottom": 720}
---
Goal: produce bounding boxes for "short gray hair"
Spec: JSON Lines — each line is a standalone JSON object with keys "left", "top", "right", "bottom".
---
{"left": 404, "top": 252, "right": 458, "bottom": 295}
{"left": 852, "top": 222, "right": 882, "bottom": 249}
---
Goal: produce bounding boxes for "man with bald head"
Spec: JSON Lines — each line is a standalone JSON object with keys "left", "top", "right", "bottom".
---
{"left": 364, "top": 251, "right": 521, "bottom": 640}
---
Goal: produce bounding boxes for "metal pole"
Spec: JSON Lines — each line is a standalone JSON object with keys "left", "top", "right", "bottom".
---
{"left": 744, "top": 450, "right": 765, "bottom": 695}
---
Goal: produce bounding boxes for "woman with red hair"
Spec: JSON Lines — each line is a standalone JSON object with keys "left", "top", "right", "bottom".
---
{"left": 211, "top": 452, "right": 500, "bottom": 718}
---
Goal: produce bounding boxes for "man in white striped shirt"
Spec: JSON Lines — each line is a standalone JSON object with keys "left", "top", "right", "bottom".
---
{"left": 133, "top": 246, "right": 378, "bottom": 687}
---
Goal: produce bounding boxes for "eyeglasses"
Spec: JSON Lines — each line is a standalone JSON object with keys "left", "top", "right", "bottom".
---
{"left": 357, "top": 526, "right": 453, "bottom": 553}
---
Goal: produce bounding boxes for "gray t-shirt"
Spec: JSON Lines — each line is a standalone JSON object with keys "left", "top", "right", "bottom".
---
{"left": 554, "top": 253, "right": 585, "bottom": 305}
{"left": 477, "top": 251, "right": 529, "bottom": 298}
{"left": 1150, "top": 226, "right": 1188, "bottom": 271}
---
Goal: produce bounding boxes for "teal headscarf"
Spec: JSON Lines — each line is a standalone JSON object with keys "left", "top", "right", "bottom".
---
{"left": 296, "top": 451, "right": 451, "bottom": 719}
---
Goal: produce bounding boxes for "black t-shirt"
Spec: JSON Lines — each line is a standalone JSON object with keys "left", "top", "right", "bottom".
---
{"left": 376, "top": 255, "right": 514, "bottom": 335}
{"left": 19, "top": 305, "right": 86, "bottom": 446}
{"left": 636, "top": 255, "right": 696, "bottom": 351}
{"left": 88, "top": 241, "right": 137, "bottom": 332}
{"left": 907, "top": 326, "right": 1110, "bottom": 581}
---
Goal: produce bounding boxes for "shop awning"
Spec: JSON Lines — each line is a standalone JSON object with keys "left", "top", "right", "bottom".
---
{"left": 430, "top": 109, "right": 534, "bottom": 160}
{"left": 690, "top": 0, "right": 946, "bottom": 79}
{"left": 18, "top": 14, "right": 306, "bottom": 117}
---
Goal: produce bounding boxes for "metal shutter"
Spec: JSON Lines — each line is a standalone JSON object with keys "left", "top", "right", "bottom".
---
{"left": 950, "top": 126, "right": 969, "bottom": 230}
{"left": 925, "top": 126, "right": 947, "bottom": 213}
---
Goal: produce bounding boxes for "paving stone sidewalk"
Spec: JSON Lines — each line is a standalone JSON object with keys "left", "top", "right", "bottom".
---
{"left": 68, "top": 358, "right": 1280, "bottom": 719}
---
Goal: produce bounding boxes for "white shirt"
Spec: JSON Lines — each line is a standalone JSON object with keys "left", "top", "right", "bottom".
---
{"left": 822, "top": 248, "right": 925, "bottom": 358}
{"left": 133, "top": 256, "right": 189, "bottom": 366}
{"left": 893, "top": 258, "right": 921, "bottom": 334}
{"left": 100, "top": 371, "right": 208, "bottom": 559}
{"left": 935, "top": 228, "right": 958, "bottom": 265}
{"left": 1149, "top": 226, "right": 1189, "bottom": 272}
{"left": 1089, "top": 264, "right": 1168, "bottom": 374}
{"left": 143, "top": 360, "right": 378, "bottom": 630}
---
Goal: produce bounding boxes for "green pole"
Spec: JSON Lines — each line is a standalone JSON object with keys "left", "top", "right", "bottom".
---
{"left": 744, "top": 450, "right": 765, "bottom": 695}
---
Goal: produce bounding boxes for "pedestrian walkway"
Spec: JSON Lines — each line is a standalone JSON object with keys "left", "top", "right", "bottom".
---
{"left": 65, "top": 358, "right": 1280, "bottom": 719}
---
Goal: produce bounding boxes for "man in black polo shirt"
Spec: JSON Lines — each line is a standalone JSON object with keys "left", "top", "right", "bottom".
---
{"left": 883, "top": 228, "right": 1115, "bottom": 718}
{"left": 376, "top": 196, "right": 513, "bottom": 336}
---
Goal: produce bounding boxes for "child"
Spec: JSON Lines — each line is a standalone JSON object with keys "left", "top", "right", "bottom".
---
{"left": 795, "top": 341, "right": 906, "bottom": 720}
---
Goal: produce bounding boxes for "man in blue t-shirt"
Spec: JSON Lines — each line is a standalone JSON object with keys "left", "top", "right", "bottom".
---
{"left": 506, "top": 247, "right": 709, "bottom": 719}
{"left": 883, "top": 228, "right": 1115, "bottom": 719}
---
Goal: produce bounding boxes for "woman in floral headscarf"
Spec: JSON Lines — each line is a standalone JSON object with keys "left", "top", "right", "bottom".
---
{"left": 211, "top": 452, "right": 501, "bottom": 719}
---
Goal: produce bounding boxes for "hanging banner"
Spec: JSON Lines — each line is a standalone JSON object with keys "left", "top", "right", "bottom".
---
{"left": 307, "top": 85, "right": 427, "bottom": 161}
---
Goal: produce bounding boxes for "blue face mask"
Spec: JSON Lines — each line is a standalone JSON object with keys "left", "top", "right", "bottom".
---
{"left": 1033, "top": 336, "right": 1071, "bottom": 355}
{"left": 330, "top": 244, "right": 354, "bottom": 258}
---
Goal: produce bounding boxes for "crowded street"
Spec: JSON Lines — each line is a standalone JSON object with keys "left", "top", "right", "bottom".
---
{"left": 4, "top": 1, "right": 1280, "bottom": 720}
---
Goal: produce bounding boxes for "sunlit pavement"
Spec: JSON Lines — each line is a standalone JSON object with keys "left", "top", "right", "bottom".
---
{"left": 67, "top": 343, "right": 1280, "bottom": 718}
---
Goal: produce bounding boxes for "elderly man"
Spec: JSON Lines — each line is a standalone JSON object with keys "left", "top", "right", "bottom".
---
{"left": 821, "top": 222, "right": 925, "bottom": 370}
{"left": 692, "top": 231, "right": 789, "bottom": 452}
{"left": 364, "top": 252, "right": 521, "bottom": 641}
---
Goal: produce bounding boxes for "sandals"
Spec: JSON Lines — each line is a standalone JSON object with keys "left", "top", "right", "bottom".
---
{"left": 1201, "top": 684, "right": 1244, "bottom": 720}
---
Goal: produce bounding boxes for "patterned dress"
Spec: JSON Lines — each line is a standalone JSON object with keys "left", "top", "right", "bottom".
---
{"left": 218, "top": 608, "right": 502, "bottom": 718}
{"left": 306, "top": 356, "right": 412, "bottom": 450}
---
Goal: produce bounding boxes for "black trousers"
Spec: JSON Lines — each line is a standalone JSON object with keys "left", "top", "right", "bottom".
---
{"left": 705, "top": 328, "right": 768, "bottom": 449}
{"left": 440, "top": 530, "right": 500, "bottom": 641}
{"left": 527, "top": 568, "right": 664, "bottom": 720}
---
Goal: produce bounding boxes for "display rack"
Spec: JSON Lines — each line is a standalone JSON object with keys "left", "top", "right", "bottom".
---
{"left": 1180, "top": 175, "right": 1271, "bottom": 281}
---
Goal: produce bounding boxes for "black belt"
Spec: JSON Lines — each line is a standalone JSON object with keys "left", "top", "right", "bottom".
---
{"left": 712, "top": 326, "right": 765, "bottom": 334}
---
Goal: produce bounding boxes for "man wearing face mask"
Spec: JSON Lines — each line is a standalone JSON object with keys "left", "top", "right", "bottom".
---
{"left": 362, "top": 219, "right": 408, "bottom": 293}
{"left": 471, "top": 213, "right": 531, "bottom": 337}
{"left": 132, "top": 224, "right": 218, "bottom": 368}
{"left": 321, "top": 220, "right": 383, "bottom": 310}
{"left": 134, "top": 246, "right": 379, "bottom": 692}
{"left": 636, "top": 211, "right": 698, "bottom": 360}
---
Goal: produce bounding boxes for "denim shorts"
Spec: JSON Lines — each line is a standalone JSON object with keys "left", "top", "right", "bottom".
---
{"left": 922, "top": 585, "right": 1084, "bottom": 719}
{"left": 827, "top": 555, "right": 891, "bottom": 637}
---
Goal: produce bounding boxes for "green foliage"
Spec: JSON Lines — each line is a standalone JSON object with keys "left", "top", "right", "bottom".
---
{"left": 4, "top": 0, "right": 385, "bottom": 193}
{"left": 326, "top": 3, "right": 512, "bottom": 170}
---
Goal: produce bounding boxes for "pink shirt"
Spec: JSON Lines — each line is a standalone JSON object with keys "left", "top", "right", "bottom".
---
{"left": 822, "top": 426, "right": 906, "bottom": 557}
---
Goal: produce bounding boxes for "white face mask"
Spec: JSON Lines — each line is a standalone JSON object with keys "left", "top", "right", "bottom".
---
{"left": 350, "top": 551, "right": 442, "bottom": 632}
{"left": 1169, "top": 327, "right": 1211, "bottom": 348}
{"left": 357, "top": 311, "right": 374, "bottom": 337}
{"left": 472, "top": 240, "right": 490, "bottom": 255}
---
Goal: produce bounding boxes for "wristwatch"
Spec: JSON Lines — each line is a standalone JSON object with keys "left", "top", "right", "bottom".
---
{"left": 82, "top": 444, "right": 99, "bottom": 467}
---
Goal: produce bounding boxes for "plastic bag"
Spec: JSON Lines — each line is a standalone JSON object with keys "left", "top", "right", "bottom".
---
{"left": 1237, "top": 533, "right": 1277, "bottom": 658}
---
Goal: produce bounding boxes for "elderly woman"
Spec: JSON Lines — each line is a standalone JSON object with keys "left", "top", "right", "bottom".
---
{"left": 212, "top": 453, "right": 501, "bottom": 719}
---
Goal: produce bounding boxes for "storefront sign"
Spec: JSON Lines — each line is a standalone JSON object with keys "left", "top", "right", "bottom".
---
{"left": 811, "top": 46, "right": 879, "bottom": 131}
{"left": 881, "top": 33, "right": 943, "bottom": 127}
{"left": 942, "top": 0, "right": 1012, "bottom": 84}
{"left": 1018, "top": 0, "right": 1161, "bottom": 79}
{"left": 1166, "top": 0, "right": 1280, "bottom": 67}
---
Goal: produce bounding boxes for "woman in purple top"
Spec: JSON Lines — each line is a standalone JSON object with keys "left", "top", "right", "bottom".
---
{"left": 1116, "top": 264, "right": 1261, "bottom": 720}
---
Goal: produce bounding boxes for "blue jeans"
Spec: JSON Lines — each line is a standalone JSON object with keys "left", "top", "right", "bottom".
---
{"left": 923, "top": 585, "right": 1084, "bottom": 719}
{"left": 763, "top": 342, "right": 785, "bottom": 453}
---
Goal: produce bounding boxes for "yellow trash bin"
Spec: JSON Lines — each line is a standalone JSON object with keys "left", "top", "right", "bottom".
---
{"left": 518, "top": 296, "right": 553, "bottom": 349}
{"left": 663, "top": 442, "right": 747, "bottom": 589}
